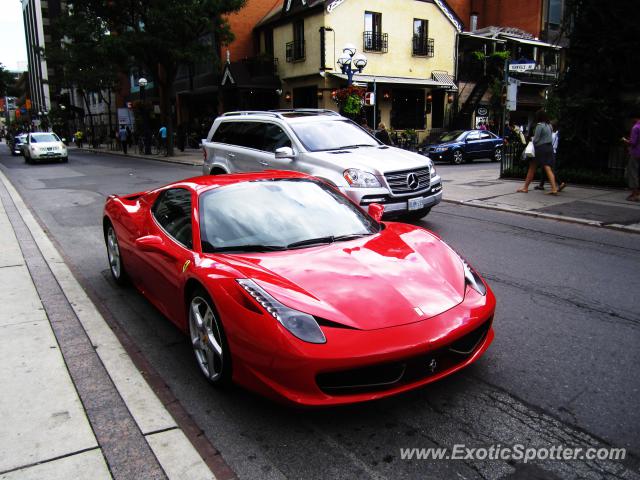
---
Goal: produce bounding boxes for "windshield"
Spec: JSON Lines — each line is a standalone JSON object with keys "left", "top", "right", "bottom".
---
{"left": 199, "top": 179, "right": 380, "bottom": 253}
{"left": 290, "top": 120, "right": 380, "bottom": 151}
{"left": 31, "top": 133, "right": 61, "bottom": 143}
{"left": 438, "top": 131, "right": 465, "bottom": 143}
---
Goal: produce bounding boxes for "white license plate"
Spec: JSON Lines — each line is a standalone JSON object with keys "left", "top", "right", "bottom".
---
{"left": 408, "top": 197, "right": 424, "bottom": 211}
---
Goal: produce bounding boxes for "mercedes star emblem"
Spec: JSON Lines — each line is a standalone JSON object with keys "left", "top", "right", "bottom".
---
{"left": 406, "top": 172, "right": 420, "bottom": 190}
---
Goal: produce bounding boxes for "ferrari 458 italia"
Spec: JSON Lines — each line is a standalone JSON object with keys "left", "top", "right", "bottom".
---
{"left": 103, "top": 171, "right": 495, "bottom": 406}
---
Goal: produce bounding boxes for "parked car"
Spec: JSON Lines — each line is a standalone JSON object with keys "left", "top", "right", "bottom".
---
{"left": 103, "top": 170, "right": 495, "bottom": 406}
{"left": 10, "top": 134, "right": 27, "bottom": 156}
{"left": 23, "top": 132, "right": 68, "bottom": 164}
{"left": 419, "top": 129, "right": 504, "bottom": 164}
{"left": 202, "top": 109, "right": 442, "bottom": 220}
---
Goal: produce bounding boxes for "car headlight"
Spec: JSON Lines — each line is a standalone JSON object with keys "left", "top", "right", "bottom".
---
{"left": 462, "top": 259, "right": 487, "bottom": 296}
{"left": 237, "top": 279, "right": 326, "bottom": 344}
{"left": 429, "top": 161, "right": 437, "bottom": 177}
{"left": 343, "top": 169, "right": 382, "bottom": 188}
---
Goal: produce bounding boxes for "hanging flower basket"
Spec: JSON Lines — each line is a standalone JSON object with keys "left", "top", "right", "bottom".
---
{"left": 333, "top": 85, "right": 366, "bottom": 119}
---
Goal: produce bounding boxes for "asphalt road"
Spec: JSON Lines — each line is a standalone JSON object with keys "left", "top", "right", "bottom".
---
{"left": 1, "top": 146, "right": 639, "bottom": 480}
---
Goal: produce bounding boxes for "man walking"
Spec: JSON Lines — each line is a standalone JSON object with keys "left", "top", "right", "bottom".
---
{"left": 159, "top": 125, "right": 167, "bottom": 155}
{"left": 118, "top": 125, "right": 128, "bottom": 155}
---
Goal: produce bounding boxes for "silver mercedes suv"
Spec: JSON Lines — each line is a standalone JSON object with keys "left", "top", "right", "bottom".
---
{"left": 202, "top": 109, "right": 442, "bottom": 219}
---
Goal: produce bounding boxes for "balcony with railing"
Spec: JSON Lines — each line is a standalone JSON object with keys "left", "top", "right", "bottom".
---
{"left": 412, "top": 36, "right": 434, "bottom": 57}
{"left": 285, "top": 40, "right": 305, "bottom": 62}
{"left": 363, "top": 31, "right": 388, "bottom": 53}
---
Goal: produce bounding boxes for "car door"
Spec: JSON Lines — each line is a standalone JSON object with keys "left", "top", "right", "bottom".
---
{"left": 464, "top": 131, "right": 482, "bottom": 159}
{"left": 137, "top": 188, "right": 195, "bottom": 322}
{"left": 477, "top": 131, "right": 495, "bottom": 158}
{"left": 262, "top": 123, "right": 295, "bottom": 171}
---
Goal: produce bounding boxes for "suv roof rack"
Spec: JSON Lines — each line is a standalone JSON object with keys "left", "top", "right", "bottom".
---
{"left": 270, "top": 108, "right": 341, "bottom": 116}
{"left": 221, "top": 111, "right": 283, "bottom": 118}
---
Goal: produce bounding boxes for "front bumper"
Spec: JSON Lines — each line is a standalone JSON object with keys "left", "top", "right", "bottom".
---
{"left": 225, "top": 283, "right": 495, "bottom": 407}
{"left": 31, "top": 150, "right": 67, "bottom": 160}
{"left": 341, "top": 177, "right": 443, "bottom": 215}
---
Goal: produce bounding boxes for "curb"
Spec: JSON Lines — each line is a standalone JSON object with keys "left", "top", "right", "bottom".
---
{"left": 0, "top": 168, "right": 223, "bottom": 479}
{"left": 442, "top": 199, "right": 640, "bottom": 235}
{"left": 74, "top": 147, "right": 203, "bottom": 167}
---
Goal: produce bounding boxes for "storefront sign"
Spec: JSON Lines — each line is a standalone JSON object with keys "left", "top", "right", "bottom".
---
{"left": 476, "top": 106, "right": 488, "bottom": 116}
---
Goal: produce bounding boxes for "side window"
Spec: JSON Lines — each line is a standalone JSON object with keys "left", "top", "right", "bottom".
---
{"left": 152, "top": 188, "right": 193, "bottom": 249}
{"left": 466, "top": 131, "right": 481, "bottom": 141}
{"left": 479, "top": 132, "right": 492, "bottom": 140}
{"left": 212, "top": 122, "right": 235, "bottom": 145}
{"left": 263, "top": 124, "right": 292, "bottom": 152}
{"left": 239, "top": 122, "right": 266, "bottom": 150}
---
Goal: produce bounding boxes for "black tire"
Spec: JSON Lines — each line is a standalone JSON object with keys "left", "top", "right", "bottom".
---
{"left": 188, "top": 287, "right": 232, "bottom": 387}
{"left": 104, "top": 221, "right": 128, "bottom": 286}
{"left": 402, "top": 207, "right": 432, "bottom": 221}
{"left": 452, "top": 149, "right": 464, "bottom": 165}
{"left": 493, "top": 147, "right": 502, "bottom": 162}
{"left": 60, "top": 156, "right": 68, "bottom": 163}
{"left": 25, "top": 154, "right": 32, "bottom": 164}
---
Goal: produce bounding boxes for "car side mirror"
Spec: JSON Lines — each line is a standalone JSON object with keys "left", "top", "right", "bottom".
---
{"left": 367, "top": 203, "right": 385, "bottom": 222}
{"left": 275, "top": 146, "right": 295, "bottom": 159}
{"left": 135, "top": 235, "right": 167, "bottom": 254}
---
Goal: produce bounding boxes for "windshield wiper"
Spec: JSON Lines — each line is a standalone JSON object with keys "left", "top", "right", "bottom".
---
{"left": 286, "top": 233, "right": 370, "bottom": 249}
{"left": 210, "top": 244, "right": 286, "bottom": 253}
{"left": 336, "top": 144, "right": 375, "bottom": 149}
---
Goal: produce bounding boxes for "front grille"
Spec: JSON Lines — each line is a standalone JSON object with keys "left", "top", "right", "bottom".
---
{"left": 384, "top": 167, "right": 431, "bottom": 195}
{"left": 316, "top": 318, "right": 492, "bottom": 395}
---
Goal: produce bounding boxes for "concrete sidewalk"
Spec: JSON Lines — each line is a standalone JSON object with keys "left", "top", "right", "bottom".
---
{"left": 74, "top": 145, "right": 203, "bottom": 167}
{"left": 440, "top": 164, "right": 640, "bottom": 234}
{"left": 0, "top": 169, "right": 217, "bottom": 479}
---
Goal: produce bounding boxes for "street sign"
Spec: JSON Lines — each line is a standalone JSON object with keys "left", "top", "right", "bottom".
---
{"left": 477, "top": 106, "right": 488, "bottom": 116}
{"left": 509, "top": 62, "right": 535, "bottom": 72}
{"left": 364, "top": 92, "right": 375, "bottom": 106}
{"left": 506, "top": 77, "right": 519, "bottom": 112}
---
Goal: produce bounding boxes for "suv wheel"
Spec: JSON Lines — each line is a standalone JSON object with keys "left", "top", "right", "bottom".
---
{"left": 452, "top": 150, "right": 464, "bottom": 165}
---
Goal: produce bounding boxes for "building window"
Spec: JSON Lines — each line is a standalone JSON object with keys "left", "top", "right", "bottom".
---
{"left": 286, "top": 20, "right": 305, "bottom": 62}
{"left": 547, "top": 0, "right": 562, "bottom": 28}
{"left": 265, "top": 29, "right": 274, "bottom": 56}
{"left": 391, "top": 89, "right": 425, "bottom": 130}
{"left": 363, "top": 12, "right": 387, "bottom": 53}
{"left": 412, "top": 19, "right": 434, "bottom": 57}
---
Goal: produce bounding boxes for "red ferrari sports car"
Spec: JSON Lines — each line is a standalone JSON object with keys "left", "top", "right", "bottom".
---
{"left": 103, "top": 171, "right": 495, "bottom": 406}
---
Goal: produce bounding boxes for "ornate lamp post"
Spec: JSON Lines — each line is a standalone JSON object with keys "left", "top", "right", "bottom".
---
{"left": 138, "top": 77, "right": 151, "bottom": 154}
{"left": 337, "top": 43, "right": 368, "bottom": 86}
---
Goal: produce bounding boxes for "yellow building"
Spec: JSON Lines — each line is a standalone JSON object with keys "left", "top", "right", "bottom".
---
{"left": 254, "top": 0, "right": 462, "bottom": 139}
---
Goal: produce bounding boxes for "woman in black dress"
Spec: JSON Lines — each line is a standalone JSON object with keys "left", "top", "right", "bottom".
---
{"left": 517, "top": 111, "right": 559, "bottom": 194}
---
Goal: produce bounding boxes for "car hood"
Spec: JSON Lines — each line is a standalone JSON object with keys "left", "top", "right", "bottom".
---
{"left": 310, "top": 146, "right": 429, "bottom": 174}
{"left": 221, "top": 224, "right": 466, "bottom": 331}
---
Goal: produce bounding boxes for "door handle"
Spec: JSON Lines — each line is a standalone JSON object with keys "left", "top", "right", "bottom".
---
{"left": 227, "top": 153, "right": 236, "bottom": 158}
{"left": 259, "top": 161, "right": 269, "bottom": 166}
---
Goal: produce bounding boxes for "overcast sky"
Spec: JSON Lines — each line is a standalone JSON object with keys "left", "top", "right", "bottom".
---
{"left": 0, "top": 1, "right": 28, "bottom": 71}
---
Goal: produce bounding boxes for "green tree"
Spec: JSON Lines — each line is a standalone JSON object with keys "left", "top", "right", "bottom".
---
{"left": 88, "top": 0, "right": 246, "bottom": 156}
{"left": 554, "top": 0, "right": 639, "bottom": 170}
{"left": 46, "top": 5, "right": 122, "bottom": 145}
{"left": 0, "top": 63, "right": 18, "bottom": 97}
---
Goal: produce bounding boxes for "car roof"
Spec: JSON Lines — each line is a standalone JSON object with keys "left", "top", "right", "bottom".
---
{"left": 219, "top": 109, "right": 346, "bottom": 125}
{"left": 154, "top": 170, "right": 315, "bottom": 195}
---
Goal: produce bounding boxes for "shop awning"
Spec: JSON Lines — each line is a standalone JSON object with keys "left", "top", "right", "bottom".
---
{"left": 329, "top": 73, "right": 454, "bottom": 89}
{"left": 431, "top": 72, "right": 458, "bottom": 91}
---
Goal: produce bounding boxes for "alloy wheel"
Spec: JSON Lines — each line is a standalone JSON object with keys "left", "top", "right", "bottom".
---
{"left": 106, "top": 227, "right": 121, "bottom": 279}
{"left": 494, "top": 148, "right": 502, "bottom": 162}
{"left": 453, "top": 150, "right": 463, "bottom": 164}
{"left": 189, "top": 296, "right": 225, "bottom": 382}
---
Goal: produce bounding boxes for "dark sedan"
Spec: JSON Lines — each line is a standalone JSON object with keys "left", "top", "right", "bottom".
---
{"left": 10, "top": 134, "right": 28, "bottom": 156}
{"left": 419, "top": 130, "right": 504, "bottom": 164}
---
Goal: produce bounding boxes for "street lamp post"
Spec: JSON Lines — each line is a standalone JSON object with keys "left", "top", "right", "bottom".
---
{"left": 337, "top": 43, "right": 368, "bottom": 86}
{"left": 138, "top": 77, "right": 151, "bottom": 155}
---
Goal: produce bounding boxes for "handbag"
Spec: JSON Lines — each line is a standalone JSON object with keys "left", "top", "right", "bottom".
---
{"left": 523, "top": 141, "right": 535, "bottom": 159}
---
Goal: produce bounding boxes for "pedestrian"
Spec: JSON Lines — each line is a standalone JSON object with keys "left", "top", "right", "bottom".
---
{"left": 74, "top": 130, "right": 83, "bottom": 148}
{"left": 358, "top": 118, "right": 373, "bottom": 134}
{"left": 479, "top": 121, "right": 487, "bottom": 131}
{"left": 374, "top": 122, "right": 393, "bottom": 146}
{"left": 622, "top": 110, "right": 640, "bottom": 202}
{"left": 118, "top": 124, "right": 128, "bottom": 155}
{"left": 158, "top": 125, "right": 167, "bottom": 154}
{"left": 535, "top": 122, "right": 566, "bottom": 191}
{"left": 517, "top": 110, "right": 559, "bottom": 194}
